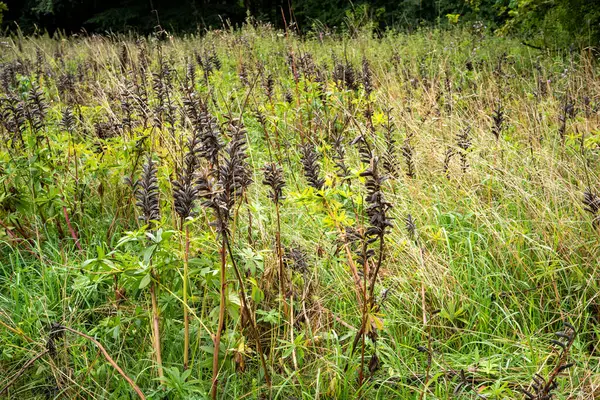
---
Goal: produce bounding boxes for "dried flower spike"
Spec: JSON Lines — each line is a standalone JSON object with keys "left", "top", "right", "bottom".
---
{"left": 402, "top": 131, "right": 416, "bottom": 178}
{"left": 135, "top": 156, "right": 161, "bottom": 226}
{"left": 405, "top": 214, "right": 416, "bottom": 241}
{"left": 173, "top": 134, "right": 202, "bottom": 220}
{"left": 456, "top": 127, "right": 471, "bottom": 173}
{"left": 263, "top": 163, "right": 285, "bottom": 204}
{"left": 301, "top": 144, "right": 325, "bottom": 190}
{"left": 583, "top": 189, "right": 600, "bottom": 227}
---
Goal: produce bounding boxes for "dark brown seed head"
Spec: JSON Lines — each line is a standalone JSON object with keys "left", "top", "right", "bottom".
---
{"left": 300, "top": 144, "right": 325, "bottom": 190}
{"left": 263, "top": 163, "right": 285, "bottom": 204}
{"left": 360, "top": 157, "right": 393, "bottom": 238}
{"left": 135, "top": 156, "right": 161, "bottom": 227}
{"left": 362, "top": 57, "right": 373, "bottom": 96}
{"left": 332, "top": 128, "right": 350, "bottom": 179}
{"left": 456, "top": 127, "right": 471, "bottom": 173}
{"left": 201, "top": 119, "right": 252, "bottom": 235}
{"left": 492, "top": 101, "right": 504, "bottom": 140}
{"left": 405, "top": 214, "right": 416, "bottom": 240}
{"left": 583, "top": 189, "right": 600, "bottom": 226}
{"left": 401, "top": 132, "right": 416, "bottom": 178}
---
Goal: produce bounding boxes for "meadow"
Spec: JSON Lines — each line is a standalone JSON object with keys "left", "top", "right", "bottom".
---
{"left": 0, "top": 23, "right": 599, "bottom": 399}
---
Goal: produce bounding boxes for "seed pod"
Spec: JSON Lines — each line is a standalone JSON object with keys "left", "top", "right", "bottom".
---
{"left": 135, "top": 156, "right": 161, "bottom": 227}
{"left": 300, "top": 144, "right": 325, "bottom": 190}
{"left": 263, "top": 163, "right": 285, "bottom": 204}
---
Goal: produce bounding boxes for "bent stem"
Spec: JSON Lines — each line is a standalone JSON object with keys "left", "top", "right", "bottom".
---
{"left": 56, "top": 325, "right": 146, "bottom": 399}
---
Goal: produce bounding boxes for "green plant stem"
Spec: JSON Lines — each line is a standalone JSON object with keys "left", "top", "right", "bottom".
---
{"left": 275, "top": 201, "right": 287, "bottom": 310}
{"left": 223, "top": 233, "right": 271, "bottom": 387}
{"left": 211, "top": 236, "right": 227, "bottom": 400}
{"left": 348, "top": 233, "right": 385, "bottom": 383}
{"left": 368, "top": 235, "right": 385, "bottom": 303}
{"left": 183, "top": 223, "right": 190, "bottom": 370}
{"left": 149, "top": 269, "right": 164, "bottom": 385}
{"left": 358, "top": 238, "right": 368, "bottom": 387}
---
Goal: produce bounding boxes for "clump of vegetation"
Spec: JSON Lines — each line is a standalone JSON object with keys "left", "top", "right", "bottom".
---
{"left": 1, "top": 23, "right": 599, "bottom": 400}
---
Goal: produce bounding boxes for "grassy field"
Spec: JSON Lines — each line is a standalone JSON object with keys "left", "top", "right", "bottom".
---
{"left": 0, "top": 23, "right": 599, "bottom": 399}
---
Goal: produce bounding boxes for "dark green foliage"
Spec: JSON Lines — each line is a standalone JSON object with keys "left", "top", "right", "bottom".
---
{"left": 0, "top": 2, "right": 7, "bottom": 26}
{"left": 2, "top": 0, "right": 246, "bottom": 34}
{"left": 501, "top": 0, "right": 600, "bottom": 48}
{"left": 3, "top": 0, "right": 599, "bottom": 49}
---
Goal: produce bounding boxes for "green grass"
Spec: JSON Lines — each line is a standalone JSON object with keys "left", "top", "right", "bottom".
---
{"left": 1, "top": 24, "right": 600, "bottom": 399}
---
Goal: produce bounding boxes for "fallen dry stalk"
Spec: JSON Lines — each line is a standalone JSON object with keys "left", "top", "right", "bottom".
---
{"left": 0, "top": 349, "right": 49, "bottom": 395}
{"left": 56, "top": 324, "right": 146, "bottom": 399}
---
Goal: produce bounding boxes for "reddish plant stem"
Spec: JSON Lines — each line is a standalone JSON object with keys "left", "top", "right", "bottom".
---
{"left": 62, "top": 205, "right": 82, "bottom": 251}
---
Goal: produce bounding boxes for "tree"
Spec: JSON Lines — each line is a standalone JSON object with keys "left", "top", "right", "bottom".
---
{"left": 0, "top": 2, "right": 7, "bottom": 26}
{"left": 499, "top": 0, "right": 600, "bottom": 48}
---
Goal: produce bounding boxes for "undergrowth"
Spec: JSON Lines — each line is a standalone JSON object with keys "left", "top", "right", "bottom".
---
{"left": 1, "top": 24, "right": 600, "bottom": 399}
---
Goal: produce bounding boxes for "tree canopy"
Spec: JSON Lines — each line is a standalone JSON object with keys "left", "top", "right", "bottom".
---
{"left": 0, "top": 0, "right": 598, "bottom": 48}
